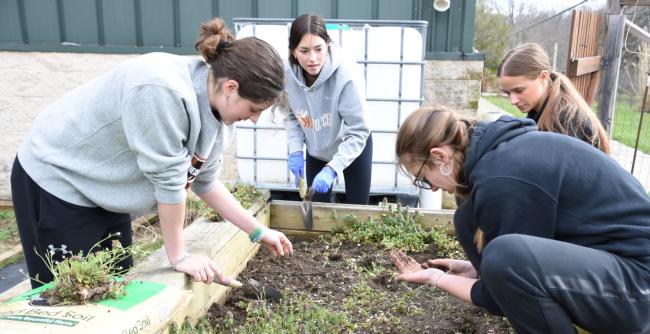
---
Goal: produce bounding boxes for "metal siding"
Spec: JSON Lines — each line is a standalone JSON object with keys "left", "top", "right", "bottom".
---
{"left": 218, "top": 0, "right": 253, "bottom": 28}
{"left": 461, "top": 0, "right": 476, "bottom": 52}
{"left": 448, "top": 0, "right": 462, "bottom": 52}
{"left": 24, "top": 0, "right": 59, "bottom": 43}
{"left": 338, "top": 0, "right": 373, "bottom": 19}
{"left": 259, "top": 0, "right": 293, "bottom": 18}
{"left": 377, "top": 0, "right": 412, "bottom": 20}
{"left": 179, "top": 0, "right": 213, "bottom": 47}
{"left": 62, "top": 0, "right": 98, "bottom": 44}
{"left": 432, "top": 9, "right": 449, "bottom": 51}
{"left": 103, "top": 0, "right": 137, "bottom": 45}
{"left": 297, "top": 0, "right": 331, "bottom": 18}
{"left": 140, "top": 0, "right": 174, "bottom": 46}
{"left": 0, "top": 0, "right": 479, "bottom": 59}
{"left": 0, "top": 0, "right": 22, "bottom": 42}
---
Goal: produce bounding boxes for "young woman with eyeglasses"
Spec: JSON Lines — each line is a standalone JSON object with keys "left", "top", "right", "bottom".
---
{"left": 394, "top": 106, "right": 650, "bottom": 333}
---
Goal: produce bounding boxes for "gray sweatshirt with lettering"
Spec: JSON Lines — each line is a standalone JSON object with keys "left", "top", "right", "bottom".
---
{"left": 18, "top": 53, "right": 233, "bottom": 215}
{"left": 284, "top": 44, "right": 370, "bottom": 175}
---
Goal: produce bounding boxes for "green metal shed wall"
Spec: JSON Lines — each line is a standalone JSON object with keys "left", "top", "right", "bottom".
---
{"left": 0, "top": 0, "right": 482, "bottom": 60}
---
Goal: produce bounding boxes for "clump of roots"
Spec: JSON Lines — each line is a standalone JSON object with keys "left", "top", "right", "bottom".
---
{"left": 37, "top": 235, "right": 131, "bottom": 305}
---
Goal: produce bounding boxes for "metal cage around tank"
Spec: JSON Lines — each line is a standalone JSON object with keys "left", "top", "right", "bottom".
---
{"left": 232, "top": 18, "right": 428, "bottom": 196}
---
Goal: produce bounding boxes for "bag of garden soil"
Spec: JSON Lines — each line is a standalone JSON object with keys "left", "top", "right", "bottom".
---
{"left": 0, "top": 280, "right": 191, "bottom": 334}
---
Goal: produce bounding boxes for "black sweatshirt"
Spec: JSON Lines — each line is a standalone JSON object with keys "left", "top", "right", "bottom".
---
{"left": 454, "top": 116, "right": 650, "bottom": 315}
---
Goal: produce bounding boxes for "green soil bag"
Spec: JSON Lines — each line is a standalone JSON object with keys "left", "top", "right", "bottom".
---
{"left": 0, "top": 280, "right": 191, "bottom": 334}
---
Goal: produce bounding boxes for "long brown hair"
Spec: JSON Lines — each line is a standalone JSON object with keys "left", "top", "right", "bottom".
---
{"left": 396, "top": 106, "right": 485, "bottom": 250}
{"left": 498, "top": 43, "right": 610, "bottom": 154}
{"left": 195, "top": 18, "right": 284, "bottom": 104}
{"left": 395, "top": 106, "right": 473, "bottom": 197}
{"left": 288, "top": 13, "right": 332, "bottom": 66}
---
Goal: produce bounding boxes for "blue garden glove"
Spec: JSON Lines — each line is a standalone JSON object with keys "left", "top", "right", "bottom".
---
{"left": 287, "top": 151, "right": 304, "bottom": 187}
{"left": 312, "top": 166, "right": 337, "bottom": 193}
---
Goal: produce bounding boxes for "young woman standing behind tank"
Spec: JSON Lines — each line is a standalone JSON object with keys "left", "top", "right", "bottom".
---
{"left": 497, "top": 43, "right": 610, "bottom": 153}
{"left": 284, "top": 13, "right": 373, "bottom": 204}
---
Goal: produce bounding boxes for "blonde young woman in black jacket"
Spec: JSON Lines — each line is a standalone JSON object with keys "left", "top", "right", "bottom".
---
{"left": 497, "top": 43, "right": 610, "bottom": 154}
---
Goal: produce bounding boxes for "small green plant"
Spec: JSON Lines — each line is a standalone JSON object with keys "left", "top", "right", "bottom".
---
{"left": 234, "top": 294, "right": 353, "bottom": 334}
{"left": 174, "top": 293, "right": 355, "bottom": 333}
{"left": 36, "top": 234, "right": 132, "bottom": 305}
{"left": 185, "top": 183, "right": 264, "bottom": 225}
{"left": 130, "top": 221, "right": 164, "bottom": 264}
{"left": 331, "top": 203, "right": 439, "bottom": 252}
{"left": 227, "top": 183, "right": 264, "bottom": 210}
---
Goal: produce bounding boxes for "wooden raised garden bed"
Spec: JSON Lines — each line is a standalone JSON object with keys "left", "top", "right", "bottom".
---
{"left": 1, "top": 189, "right": 513, "bottom": 333}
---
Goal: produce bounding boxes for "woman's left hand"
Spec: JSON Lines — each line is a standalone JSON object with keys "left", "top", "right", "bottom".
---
{"left": 396, "top": 268, "right": 446, "bottom": 286}
{"left": 390, "top": 249, "right": 445, "bottom": 286}
{"left": 260, "top": 228, "right": 294, "bottom": 256}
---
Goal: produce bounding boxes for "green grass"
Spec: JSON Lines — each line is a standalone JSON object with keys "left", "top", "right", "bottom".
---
{"left": 0, "top": 209, "right": 18, "bottom": 242}
{"left": 609, "top": 101, "right": 650, "bottom": 154}
{"left": 482, "top": 95, "right": 650, "bottom": 154}
{"left": 482, "top": 95, "right": 523, "bottom": 117}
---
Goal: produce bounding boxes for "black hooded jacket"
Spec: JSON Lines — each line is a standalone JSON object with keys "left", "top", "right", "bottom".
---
{"left": 454, "top": 116, "right": 650, "bottom": 315}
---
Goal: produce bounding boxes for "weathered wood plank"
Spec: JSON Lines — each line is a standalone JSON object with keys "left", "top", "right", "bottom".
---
{"left": 131, "top": 200, "right": 270, "bottom": 327}
{"left": 274, "top": 228, "right": 328, "bottom": 239}
{"left": 0, "top": 245, "right": 23, "bottom": 268}
{"left": 269, "top": 200, "right": 455, "bottom": 233}
{"left": 599, "top": 14, "right": 626, "bottom": 133}
{"left": 567, "top": 56, "right": 602, "bottom": 77}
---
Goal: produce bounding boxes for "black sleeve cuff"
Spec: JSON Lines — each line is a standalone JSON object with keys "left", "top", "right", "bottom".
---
{"left": 470, "top": 280, "right": 505, "bottom": 316}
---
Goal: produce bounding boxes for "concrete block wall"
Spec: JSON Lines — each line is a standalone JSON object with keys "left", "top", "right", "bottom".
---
{"left": 0, "top": 53, "right": 482, "bottom": 202}
{"left": 423, "top": 60, "right": 484, "bottom": 116}
{"left": 0, "top": 52, "right": 132, "bottom": 200}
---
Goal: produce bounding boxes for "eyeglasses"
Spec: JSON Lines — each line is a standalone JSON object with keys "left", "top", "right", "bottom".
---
{"left": 413, "top": 160, "right": 433, "bottom": 190}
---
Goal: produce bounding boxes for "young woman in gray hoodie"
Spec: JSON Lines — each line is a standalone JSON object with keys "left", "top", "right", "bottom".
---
{"left": 11, "top": 18, "right": 293, "bottom": 288}
{"left": 285, "top": 14, "right": 373, "bottom": 204}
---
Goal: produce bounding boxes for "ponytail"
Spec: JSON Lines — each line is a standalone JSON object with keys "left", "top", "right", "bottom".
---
{"left": 540, "top": 72, "right": 610, "bottom": 154}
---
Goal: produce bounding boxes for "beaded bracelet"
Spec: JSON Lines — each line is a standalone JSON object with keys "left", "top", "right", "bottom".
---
{"left": 249, "top": 226, "right": 265, "bottom": 243}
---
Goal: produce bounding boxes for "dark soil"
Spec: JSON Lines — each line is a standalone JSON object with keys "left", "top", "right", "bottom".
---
{"left": 204, "top": 237, "right": 514, "bottom": 333}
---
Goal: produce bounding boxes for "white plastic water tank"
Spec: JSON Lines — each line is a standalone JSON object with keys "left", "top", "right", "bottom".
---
{"left": 234, "top": 19, "right": 436, "bottom": 208}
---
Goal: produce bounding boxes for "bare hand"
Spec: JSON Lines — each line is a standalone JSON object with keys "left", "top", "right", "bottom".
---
{"left": 174, "top": 253, "right": 230, "bottom": 284}
{"left": 396, "top": 268, "right": 446, "bottom": 286}
{"left": 389, "top": 249, "right": 422, "bottom": 274}
{"left": 260, "top": 228, "right": 294, "bottom": 257}
{"left": 423, "top": 259, "right": 477, "bottom": 278}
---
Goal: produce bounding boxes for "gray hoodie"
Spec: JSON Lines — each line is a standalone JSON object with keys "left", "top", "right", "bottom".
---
{"left": 284, "top": 44, "right": 370, "bottom": 175}
{"left": 18, "top": 53, "right": 233, "bottom": 215}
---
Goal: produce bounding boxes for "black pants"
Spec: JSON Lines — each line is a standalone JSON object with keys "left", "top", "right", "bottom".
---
{"left": 10, "top": 157, "right": 133, "bottom": 288}
{"left": 481, "top": 234, "right": 650, "bottom": 334}
{"left": 306, "top": 135, "right": 373, "bottom": 204}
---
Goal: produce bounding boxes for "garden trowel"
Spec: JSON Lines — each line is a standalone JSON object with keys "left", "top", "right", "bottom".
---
{"left": 218, "top": 276, "right": 282, "bottom": 301}
{"left": 299, "top": 177, "right": 315, "bottom": 230}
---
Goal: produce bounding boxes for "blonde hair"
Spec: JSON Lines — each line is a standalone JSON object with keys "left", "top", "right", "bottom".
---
{"left": 498, "top": 43, "right": 610, "bottom": 154}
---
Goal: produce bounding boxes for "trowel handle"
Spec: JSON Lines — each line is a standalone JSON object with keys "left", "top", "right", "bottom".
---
{"left": 216, "top": 277, "right": 243, "bottom": 288}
